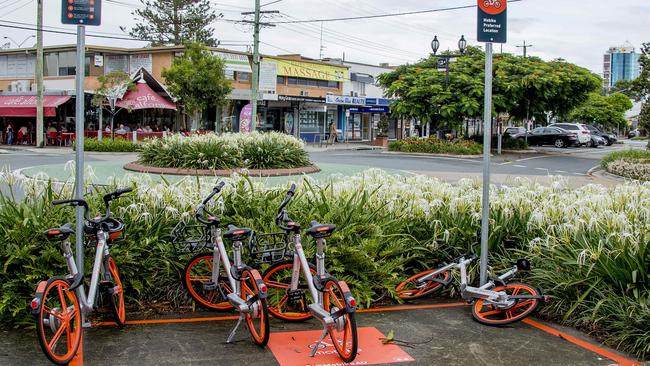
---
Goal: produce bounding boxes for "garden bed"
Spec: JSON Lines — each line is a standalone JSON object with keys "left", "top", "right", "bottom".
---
{"left": 77, "top": 137, "right": 141, "bottom": 152}
{"left": 601, "top": 149, "right": 650, "bottom": 181}
{"left": 138, "top": 132, "right": 311, "bottom": 170}
{"left": 389, "top": 137, "right": 483, "bottom": 155}
{"left": 2, "top": 171, "right": 649, "bottom": 358}
{"left": 124, "top": 162, "right": 321, "bottom": 177}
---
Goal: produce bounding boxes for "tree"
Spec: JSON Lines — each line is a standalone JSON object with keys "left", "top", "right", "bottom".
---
{"left": 569, "top": 92, "right": 631, "bottom": 130}
{"left": 91, "top": 71, "right": 135, "bottom": 139}
{"left": 122, "top": 0, "right": 220, "bottom": 46}
{"left": 162, "top": 42, "right": 232, "bottom": 129}
{"left": 377, "top": 46, "right": 600, "bottom": 134}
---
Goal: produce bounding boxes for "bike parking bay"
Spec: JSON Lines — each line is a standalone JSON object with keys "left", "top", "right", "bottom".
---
{"left": 1, "top": 301, "right": 641, "bottom": 366}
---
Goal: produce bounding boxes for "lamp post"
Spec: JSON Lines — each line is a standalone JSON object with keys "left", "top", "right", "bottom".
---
{"left": 430, "top": 35, "right": 467, "bottom": 137}
{"left": 3, "top": 35, "right": 35, "bottom": 48}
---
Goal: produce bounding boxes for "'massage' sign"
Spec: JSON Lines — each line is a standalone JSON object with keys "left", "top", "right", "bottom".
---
{"left": 477, "top": 0, "right": 507, "bottom": 43}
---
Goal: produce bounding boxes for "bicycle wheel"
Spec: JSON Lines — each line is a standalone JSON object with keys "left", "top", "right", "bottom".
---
{"left": 262, "top": 259, "right": 316, "bottom": 321}
{"left": 471, "top": 282, "right": 541, "bottom": 326}
{"left": 395, "top": 269, "right": 450, "bottom": 300}
{"left": 105, "top": 256, "right": 126, "bottom": 327}
{"left": 323, "top": 280, "right": 358, "bottom": 363}
{"left": 35, "top": 278, "right": 82, "bottom": 365}
{"left": 240, "top": 269, "right": 270, "bottom": 347}
{"left": 183, "top": 252, "right": 234, "bottom": 311}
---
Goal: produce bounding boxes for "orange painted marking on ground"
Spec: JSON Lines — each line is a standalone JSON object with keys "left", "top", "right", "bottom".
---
{"left": 357, "top": 302, "right": 467, "bottom": 313}
{"left": 68, "top": 332, "right": 83, "bottom": 366}
{"left": 268, "top": 327, "right": 414, "bottom": 366}
{"left": 523, "top": 319, "right": 643, "bottom": 366}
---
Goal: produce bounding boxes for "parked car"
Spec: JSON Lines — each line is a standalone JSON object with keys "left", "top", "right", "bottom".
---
{"left": 628, "top": 129, "right": 641, "bottom": 138}
{"left": 586, "top": 125, "right": 617, "bottom": 146}
{"left": 549, "top": 123, "right": 591, "bottom": 146}
{"left": 504, "top": 126, "right": 527, "bottom": 139}
{"left": 589, "top": 134, "right": 606, "bottom": 148}
{"left": 518, "top": 127, "right": 579, "bottom": 148}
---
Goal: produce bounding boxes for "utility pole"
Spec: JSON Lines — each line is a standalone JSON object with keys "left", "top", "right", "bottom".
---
{"left": 35, "top": 0, "right": 44, "bottom": 147}
{"left": 319, "top": 21, "right": 325, "bottom": 59}
{"left": 241, "top": 4, "right": 277, "bottom": 132}
{"left": 516, "top": 40, "right": 533, "bottom": 57}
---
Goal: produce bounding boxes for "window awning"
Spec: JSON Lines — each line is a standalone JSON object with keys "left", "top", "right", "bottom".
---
{"left": 0, "top": 95, "right": 71, "bottom": 117}
{"left": 213, "top": 51, "right": 252, "bottom": 73}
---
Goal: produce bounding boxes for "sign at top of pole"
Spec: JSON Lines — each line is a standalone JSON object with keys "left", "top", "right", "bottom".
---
{"left": 477, "top": 0, "right": 507, "bottom": 43}
{"left": 61, "top": 0, "right": 102, "bottom": 26}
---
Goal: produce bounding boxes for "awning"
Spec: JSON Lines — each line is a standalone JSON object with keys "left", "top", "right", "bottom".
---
{"left": 213, "top": 51, "right": 252, "bottom": 73}
{"left": 115, "top": 82, "right": 176, "bottom": 110}
{"left": 0, "top": 95, "right": 71, "bottom": 117}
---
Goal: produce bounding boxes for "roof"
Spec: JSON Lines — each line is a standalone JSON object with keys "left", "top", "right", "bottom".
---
{"left": 0, "top": 44, "right": 252, "bottom": 57}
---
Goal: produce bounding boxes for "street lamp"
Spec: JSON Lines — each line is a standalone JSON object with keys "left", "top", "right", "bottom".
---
{"left": 431, "top": 36, "right": 440, "bottom": 55}
{"left": 4, "top": 35, "right": 35, "bottom": 48}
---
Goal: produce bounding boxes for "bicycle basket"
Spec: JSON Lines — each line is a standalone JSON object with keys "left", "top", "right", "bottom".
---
{"left": 248, "top": 232, "right": 289, "bottom": 264}
{"left": 171, "top": 221, "right": 210, "bottom": 253}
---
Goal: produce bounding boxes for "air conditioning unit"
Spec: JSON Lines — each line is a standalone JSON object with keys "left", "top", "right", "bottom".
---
{"left": 300, "top": 91, "right": 309, "bottom": 96}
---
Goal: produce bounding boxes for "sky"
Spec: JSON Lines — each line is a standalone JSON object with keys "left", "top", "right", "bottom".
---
{"left": 0, "top": 0, "right": 648, "bottom": 75}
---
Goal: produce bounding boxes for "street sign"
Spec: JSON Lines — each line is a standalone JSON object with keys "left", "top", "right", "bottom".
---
{"left": 477, "top": 0, "right": 507, "bottom": 43}
{"left": 61, "top": 0, "right": 102, "bottom": 26}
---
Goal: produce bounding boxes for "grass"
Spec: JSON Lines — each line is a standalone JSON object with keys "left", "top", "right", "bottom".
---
{"left": 138, "top": 132, "right": 311, "bottom": 170}
{"left": 389, "top": 137, "right": 482, "bottom": 155}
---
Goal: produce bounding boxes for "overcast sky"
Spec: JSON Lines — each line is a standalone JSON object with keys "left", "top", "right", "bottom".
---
{"left": 1, "top": 0, "right": 648, "bottom": 75}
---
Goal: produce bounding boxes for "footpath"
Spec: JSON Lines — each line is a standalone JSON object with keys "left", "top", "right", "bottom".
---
{"left": 1, "top": 301, "right": 644, "bottom": 366}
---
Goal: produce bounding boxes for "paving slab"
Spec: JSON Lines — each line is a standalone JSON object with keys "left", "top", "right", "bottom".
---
{"left": 1, "top": 303, "right": 642, "bottom": 366}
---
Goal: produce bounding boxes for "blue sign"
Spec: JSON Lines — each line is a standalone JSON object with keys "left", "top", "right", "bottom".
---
{"left": 326, "top": 95, "right": 366, "bottom": 106}
{"left": 365, "top": 98, "right": 391, "bottom": 106}
{"left": 348, "top": 106, "right": 390, "bottom": 113}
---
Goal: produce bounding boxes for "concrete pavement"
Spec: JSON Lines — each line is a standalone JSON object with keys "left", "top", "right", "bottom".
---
{"left": 1, "top": 302, "right": 642, "bottom": 365}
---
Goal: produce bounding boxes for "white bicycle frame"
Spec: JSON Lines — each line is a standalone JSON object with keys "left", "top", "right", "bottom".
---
{"left": 417, "top": 256, "right": 520, "bottom": 307}
{"left": 60, "top": 228, "right": 111, "bottom": 316}
{"left": 287, "top": 233, "right": 327, "bottom": 308}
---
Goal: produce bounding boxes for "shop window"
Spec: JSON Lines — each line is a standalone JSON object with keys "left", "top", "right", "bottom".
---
{"left": 44, "top": 53, "right": 58, "bottom": 77}
{"left": 288, "top": 77, "right": 298, "bottom": 85}
{"left": 237, "top": 72, "right": 251, "bottom": 81}
{"left": 277, "top": 76, "right": 286, "bottom": 85}
{"left": 57, "top": 51, "right": 76, "bottom": 76}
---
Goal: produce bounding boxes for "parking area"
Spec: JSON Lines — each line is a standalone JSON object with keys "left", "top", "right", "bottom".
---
{"left": 1, "top": 302, "right": 643, "bottom": 366}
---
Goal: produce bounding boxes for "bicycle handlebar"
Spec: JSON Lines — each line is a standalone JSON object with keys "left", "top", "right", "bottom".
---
{"left": 53, "top": 187, "right": 132, "bottom": 225}
{"left": 195, "top": 182, "right": 226, "bottom": 224}
{"left": 275, "top": 184, "right": 296, "bottom": 229}
{"left": 53, "top": 199, "right": 91, "bottom": 220}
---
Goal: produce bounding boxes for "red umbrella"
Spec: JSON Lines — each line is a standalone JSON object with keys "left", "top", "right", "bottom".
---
{"left": 116, "top": 82, "right": 176, "bottom": 110}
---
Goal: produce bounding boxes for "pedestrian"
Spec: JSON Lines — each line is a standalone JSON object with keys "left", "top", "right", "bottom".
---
{"left": 5, "top": 123, "right": 14, "bottom": 145}
{"left": 328, "top": 121, "right": 337, "bottom": 145}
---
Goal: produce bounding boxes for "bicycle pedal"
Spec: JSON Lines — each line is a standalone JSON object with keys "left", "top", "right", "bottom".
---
{"left": 203, "top": 281, "right": 218, "bottom": 291}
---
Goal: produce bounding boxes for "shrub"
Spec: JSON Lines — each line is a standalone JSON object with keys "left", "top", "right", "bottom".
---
{"left": 601, "top": 149, "right": 650, "bottom": 168}
{"left": 389, "top": 137, "right": 482, "bottom": 155}
{"left": 1, "top": 171, "right": 649, "bottom": 358}
{"left": 79, "top": 137, "right": 141, "bottom": 152}
{"left": 601, "top": 150, "right": 650, "bottom": 181}
{"left": 471, "top": 135, "right": 528, "bottom": 150}
{"left": 138, "top": 132, "right": 311, "bottom": 170}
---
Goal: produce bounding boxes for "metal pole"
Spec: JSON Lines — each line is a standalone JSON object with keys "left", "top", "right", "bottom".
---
{"left": 97, "top": 107, "right": 102, "bottom": 141}
{"left": 497, "top": 120, "right": 502, "bottom": 155}
{"left": 74, "top": 25, "right": 86, "bottom": 292}
{"left": 479, "top": 42, "right": 493, "bottom": 286}
{"left": 35, "top": 0, "right": 44, "bottom": 147}
{"left": 250, "top": 0, "right": 261, "bottom": 132}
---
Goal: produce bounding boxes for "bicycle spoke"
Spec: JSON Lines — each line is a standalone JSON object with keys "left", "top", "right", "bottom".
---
{"left": 511, "top": 299, "right": 534, "bottom": 311}
{"left": 57, "top": 285, "right": 67, "bottom": 311}
{"left": 43, "top": 306, "right": 64, "bottom": 321}
{"left": 265, "top": 280, "right": 289, "bottom": 289}
{"left": 190, "top": 275, "right": 211, "bottom": 282}
{"left": 47, "top": 321, "right": 68, "bottom": 350}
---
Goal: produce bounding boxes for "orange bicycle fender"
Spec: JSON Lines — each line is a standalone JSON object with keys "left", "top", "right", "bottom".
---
{"left": 30, "top": 281, "right": 49, "bottom": 315}
{"left": 249, "top": 269, "right": 268, "bottom": 299}
{"left": 338, "top": 281, "right": 357, "bottom": 312}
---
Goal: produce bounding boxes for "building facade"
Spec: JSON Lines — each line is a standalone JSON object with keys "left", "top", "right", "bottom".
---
{"left": 603, "top": 46, "right": 641, "bottom": 90}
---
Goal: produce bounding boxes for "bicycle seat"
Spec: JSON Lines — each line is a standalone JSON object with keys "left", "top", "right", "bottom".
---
{"left": 306, "top": 221, "right": 336, "bottom": 238}
{"left": 43, "top": 223, "right": 74, "bottom": 241}
{"left": 224, "top": 225, "right": 252, "bottom": 240}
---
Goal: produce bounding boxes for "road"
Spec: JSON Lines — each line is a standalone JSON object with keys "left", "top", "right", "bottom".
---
{"left": 0, "top": 140, "right": 646, "bottom": 187}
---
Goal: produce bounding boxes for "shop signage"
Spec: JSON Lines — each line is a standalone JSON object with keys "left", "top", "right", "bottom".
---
{"left": 61, "top": 0, "right": 102, "bottom": 26}
{"left": 94, "top": 54, "right": 103, "bottom": 67}
{"left": 213, "top": 51, "right": 252, "bottom": 73}
{"left": 265, "top": 57, "right": 348, "bottom": 82}
{"left": 239, "top": 103, "right": 252, "bottom": 133}
{"left": 278, "top": 95, "right": 325, "bottom": 103}
{"left": 259, "top": 62, "right": 278, "bottom": 101}
{"left": 477, "top": 0, "right": 507, "bottom": 43}
{"left": 129, "top": 54, "right": 153, "bottom": 73}
{"left": 348, "top": 106, "right": 390, "bottom": 113}
{"left": 325, "top": 95, "right": 366, "bottom": 106}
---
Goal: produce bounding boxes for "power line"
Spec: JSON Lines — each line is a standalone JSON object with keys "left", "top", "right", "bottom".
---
{"left": 269, "top": 1, "right": 523, "bottom": 24}
{"left": 2, "top": 0, "right": 33, "bottom": 17}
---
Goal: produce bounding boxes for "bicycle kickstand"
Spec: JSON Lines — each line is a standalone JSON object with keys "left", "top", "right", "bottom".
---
{"left": 310, "top": 327, "right": 329, "bottom": 357}
{"left": 227, "top": 313, "right": 245, "bottom": 343}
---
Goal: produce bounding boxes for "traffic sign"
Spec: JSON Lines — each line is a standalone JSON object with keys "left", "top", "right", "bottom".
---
{"left": 477, "top": 0, "right": 507, "bottom": 43}
{"left": 61, "top": 0, "right": 102, "bottom": 26}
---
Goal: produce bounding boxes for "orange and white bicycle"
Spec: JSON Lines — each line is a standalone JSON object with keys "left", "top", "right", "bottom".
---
{"left": 30, "top": 188, "right": 131, "bottom": 364}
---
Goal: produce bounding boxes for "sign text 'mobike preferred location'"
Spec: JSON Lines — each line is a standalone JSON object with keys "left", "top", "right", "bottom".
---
{"left": 61, "top": 0, "right": 102, "bottom": 26}
{"left": 477, "top": 0, "right": 507, "bottom": 43}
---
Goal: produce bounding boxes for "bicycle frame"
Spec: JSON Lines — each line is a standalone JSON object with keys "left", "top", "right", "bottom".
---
{"left": 209, "top": 226, "right": 241, "bottom": 298}
{"left": 417, "top": 256, "right": 521, "bottom": 307}
{"left": 287, "top": 233, "right": 325, "bottom": 305}
{"left": 60, "top": 229, "right": 111, "bottom": 315}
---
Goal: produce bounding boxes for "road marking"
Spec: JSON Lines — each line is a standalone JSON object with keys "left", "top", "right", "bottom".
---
{"left": 523, "top": 319, "right": 643, "bottom": 366}
{"left": 554, "top": 170, "right": 567, "bottom": 173}
{"left": 574, "top": 173, "right": 587, "bottom": 176}
{"left": 510, "top": 155, "right": 553, "bottom": 163}
{"left": 513, "top": 164, "right": 527, "bottom": 168}
{"left": 534, "top": 168, "right": 548, "bottom": 171}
